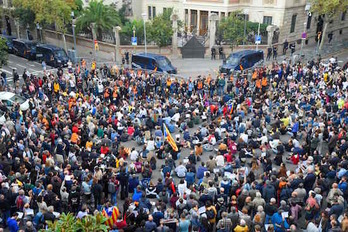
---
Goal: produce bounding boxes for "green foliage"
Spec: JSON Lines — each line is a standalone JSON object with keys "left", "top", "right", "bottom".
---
{"left": 218, "top": 12, "right": 244, "bottom": 48}
{"left": 147, "top": 10, "right": 174, "bottom": 48}
{"left": 76, "top": 0, "right": 121, "bottom": 40}
{"left": 42, "top": 212, "right": 108, "bottom": 232}
{"left": 73, "top": 0, "right": 84, "bottom": 17}
{"left": 310, "top": 0, "right": 348, "bottom": 21}
{"left": 0, "top": 38, "right": 8, "bottom": 67}
{"left": 12, "top": 0, "right": 77, "bottom": 33}
{"left": 245, "top": 21, "right": 267, "bottom": 36}
{"left": 76, "top": 213, "right": 109, "bottom": 232}
{"left": 120, "top": 19, "right": 145, "bottom": 45}
{"left": 217, "top": 12, "right": 268, "bottom": 46}
{"left": 13, "top": 7, "right": 36, "bottom": 28}
{"left": 118, "top": 4, "right": 130, "bottom": 26}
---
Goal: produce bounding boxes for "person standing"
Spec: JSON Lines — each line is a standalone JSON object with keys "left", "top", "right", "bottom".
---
{"left": 7, "top": 213, "right": 20, "bottom": 232}
{"left": 283, "top": 40, "right": 288, "bottom": 55}
{"left": 211, "top": 47, "right": 216, "bottom": 60}
{"left": 117, "top": 167, "right": 130, "bottom": 200}
{"left": 267, "top": 47, "right": 272, "bottom": 61}
{"left": 273, "top": 45, "right": 278, "bottom": 60}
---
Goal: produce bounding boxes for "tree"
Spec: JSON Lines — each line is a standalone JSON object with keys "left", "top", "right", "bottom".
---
{"left": 0, "top": 38, "right": 9, "bottom": 67}
{"left": 218, "top": 12, "right": 244, "bottom": 49}
{"left": 13, "top": 0, "right": 77, "bottom": 50}
{"left": 13, "top": 7, "right": 36, "bottom": 29}
{"left": 76, "top": 0, "right": 121, "bottom": 40}
{"left": 120, "top": 19, "right": 145, "bottom": 45}
{"left": 310, "top": 0, "right": 348, "bottom": 52}
{"left": 147, "top": 9, "right": 174, "bottom": 50}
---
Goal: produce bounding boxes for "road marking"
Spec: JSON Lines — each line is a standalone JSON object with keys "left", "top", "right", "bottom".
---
{"left": 8, "top": 60, "right": 13, "bottom": 64}
{"left": 0, "top": 69, "right": 11, "bottom": 74}
{"left": 9, "top": 66, "right": 16, "bottom": 70}
{"left": 28, "top": 64, "right": 35, "bottom": 67}
{"left": 17, "top": 64, "right": 27, "bottom": 69}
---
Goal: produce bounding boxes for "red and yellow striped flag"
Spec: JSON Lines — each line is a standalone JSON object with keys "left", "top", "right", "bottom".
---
{"left": 163, "top": 124, "right": 178, "bottom": 151}
{"left": 102, "top": 207, "right": 120, "bottom": 228}
{"left": 153, "top": 67, "right": 157, "bottom": 73}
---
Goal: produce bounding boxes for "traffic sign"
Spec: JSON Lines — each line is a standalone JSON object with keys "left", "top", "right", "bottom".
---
{"left": 255, "top": 35, "right": 261, "bottom": 44}
{"left": 131, "top": 37, "right": 137, "bottom": 46}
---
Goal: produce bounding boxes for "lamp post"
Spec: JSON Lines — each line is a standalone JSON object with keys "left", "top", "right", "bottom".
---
{"left": 141, "top": 13, "right": 147, "bottom": 54}
{"left": 91, "top": 23, "right": 97, "bottom": 61}
{"left": 243, "top": 9, "right": 248, "bottom": 46}
{"left": 132, "top": 25, "right": 136, "bottom": 54}
{"left": 255, "top": 11, "right": 262, "bottom": 51}
{"left": 300, "top": 22, "right": 306, "bottom": 58}
{"left": 71, "top": 12, "right": 78, "bottom": 63}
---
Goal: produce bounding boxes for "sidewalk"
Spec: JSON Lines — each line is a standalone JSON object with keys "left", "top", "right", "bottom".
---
{"left": 270, "top": 39, "right": 348, "bottom": 63}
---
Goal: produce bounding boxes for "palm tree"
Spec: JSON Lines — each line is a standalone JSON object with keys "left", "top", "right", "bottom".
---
{"left": 76, "top": 0, "right": 121, "bottom": 40}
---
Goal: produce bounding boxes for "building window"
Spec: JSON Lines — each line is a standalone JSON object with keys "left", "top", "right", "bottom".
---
{"left": 152, "top": 7, "right": 156, "bottom": 18}
{"left": 148, "top": 6, "right": 152, "bottom": 20}
{"left": 306, "top": 15, "right": 312, "bottom": 29}
{"left": 342, "top": 11, "right": 346, "bottom": 21}
{"left": 221, "top": 12, "right": 225, "bottom": 18}
{"left": 163, "top": 7, "right": 167, "bottom": 14}
{"left": 263, "top": 16, "right": 272, "bottom": 25}
{"left": 290, "top": 14, "right": 297, "bottom": 33}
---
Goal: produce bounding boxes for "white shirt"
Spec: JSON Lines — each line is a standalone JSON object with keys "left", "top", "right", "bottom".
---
{"left": 306, "top": 222, "right": 318, "bottom": 232}
{"left": 130, "top": 150, "right": 139, "bottom": 161}
{"left": 215, "top": 155, "right": 224, "bottom": 167}
{"left": 175, "top": 165, "right": 187, "bottom": 178}
{"left": 178, "top": 182, "right": 188, "bottom": 196}
{"left": 146, "top": 140, "right": 155, "bottom": 151}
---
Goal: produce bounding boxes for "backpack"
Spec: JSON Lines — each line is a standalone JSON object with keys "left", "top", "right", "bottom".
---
{"left": 17, "top": 196, "right": 24, "bottom": 210}
{"left": 108, "top": 182, "right": 116, "bottom": 194}
{"left": 206, "top": 208, "right": 215, "bottom": 220}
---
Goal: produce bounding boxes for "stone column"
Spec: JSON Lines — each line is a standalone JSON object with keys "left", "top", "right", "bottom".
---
{"left": 197, "top": 10, "right": 201, "bottom": 35}
{"left": 113, "top": 26, "right": 122, "bottom": 64}
{"left": 209, "top": 13, "right": 219, "bottom": 49}
{"left": 266, "top": 25, "right": 276, "bottom": 47}
{"left": 188, "top": 9, "right": 191, "bottom": 32}
{"left": 14, "top": 18, "right": 20, "bottom": 39}
{"left": 171, "top": 13, "right": 179, "bottom": 58}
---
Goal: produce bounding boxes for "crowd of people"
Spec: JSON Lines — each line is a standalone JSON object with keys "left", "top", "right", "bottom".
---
{"left": 0, "top": 54, "right": 347, "bottom": 232}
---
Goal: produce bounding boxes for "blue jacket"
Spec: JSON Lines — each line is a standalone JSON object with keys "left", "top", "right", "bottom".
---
{"left": 7, "top": 218, "right": 19, "bottom": 232}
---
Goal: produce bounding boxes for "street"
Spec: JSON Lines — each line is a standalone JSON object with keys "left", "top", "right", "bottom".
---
{"left": 1, "top": 46, "right": 347, "bottom": 82}
{"left": 0, "top": 54, "right": 55, "bottom": 82}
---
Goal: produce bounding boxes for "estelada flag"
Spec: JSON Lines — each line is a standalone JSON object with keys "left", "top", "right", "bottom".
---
{"left": 163, "top": 124, "right": 178, "bottom": 151}
{"left": 239, "top": 64, "right": 244, "bottom": 71}
{"left": 153, "top": 66, "right": 157, "bottom": 73}
{"left": 102, "top": 207, "right": 120, "bottom": 228}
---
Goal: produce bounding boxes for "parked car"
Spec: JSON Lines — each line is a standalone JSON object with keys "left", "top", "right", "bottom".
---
{"left": 36, "top": 44, "right": 69, "bottom": 67}
{"left": 220, "top": 50, "right": 264, "bottom": 74}
{"left": 0, "top": 92, "right": 29, "bottom": 111}
{"left": 0, "top": 34, "right": 16, "bottom": 53}
{"left": 132, "top": 53, "right": 177, "bottom": 74}
{"left": 12, "top": 39, "right": 37, "bottom": 60}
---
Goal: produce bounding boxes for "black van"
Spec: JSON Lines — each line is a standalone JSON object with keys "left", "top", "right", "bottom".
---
{"left": 36, "top": 44, "right": 69, "bottom": 68}
{"left": 12, "top": 39, "right": 37, "bottom": 60}
{"left": 132, "top": 53, "right": 177, "bottom": 74}
{"left": 220, "top": 50, "right": 264, "bottom": 74}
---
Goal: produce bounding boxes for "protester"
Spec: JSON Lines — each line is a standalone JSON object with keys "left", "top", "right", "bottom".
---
{"left": 0, "top": 54, "right": 347, "bottom": 232}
